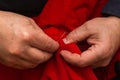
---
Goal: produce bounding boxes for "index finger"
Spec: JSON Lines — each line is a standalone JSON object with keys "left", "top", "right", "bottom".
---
{"left": 30, "top": 31, "right": 59, "bottom": 53}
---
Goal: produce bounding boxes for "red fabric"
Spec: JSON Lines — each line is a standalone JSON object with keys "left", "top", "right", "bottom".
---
{"left": 41, "top": 28, "right": 97, "bottom": 80}
{"left": 0, "top": 0, "right": 120, "bottom": 80}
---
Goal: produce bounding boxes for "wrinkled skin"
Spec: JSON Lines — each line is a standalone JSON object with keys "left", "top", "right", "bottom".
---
{"left": 61, "top": 17, "right": 120, "bottom": 68}
{"left": 0, "top": 11, "right": 59, "bottom": 69}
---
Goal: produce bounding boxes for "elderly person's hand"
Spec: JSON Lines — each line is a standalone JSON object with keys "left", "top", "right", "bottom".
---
{"left": 0, "top": 11, "right": 59, "bottom": 69}
{"left": 60, "top": 17, "right": 120, "bottom": 68}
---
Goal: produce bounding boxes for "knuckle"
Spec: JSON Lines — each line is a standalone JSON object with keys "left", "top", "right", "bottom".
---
{"left": 21, "top": 31, "right": 33, "bottom": 42}
{"left": 20, "top": 21, "right": 36, "bottom": 42}
{"left": 8, "top": 47, "right": 24, "bottom": 56}
{"left": 27, "top": 18, "right": 34, "bottom": 22}
{"left": 22, "top": 32, "right": 36, "bottom": 42}
{"left": 28, "top": 18, "right": 35, "bottom": 23}
{"left": 24, "top": 18, "right": 34, "bottom": 25}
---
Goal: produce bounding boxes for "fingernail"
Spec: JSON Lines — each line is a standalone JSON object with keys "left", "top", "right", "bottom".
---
{"left": 63, "top": 38, "right": 72, "bottom": 44}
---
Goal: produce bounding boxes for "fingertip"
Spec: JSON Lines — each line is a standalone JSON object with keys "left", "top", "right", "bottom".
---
{"left": 62, "top": 38, "right": 73, "bottom": 44}
{"left": 44, "top": 37, "right": 59, "bottom": 53}
{"left": 53, "top": 41, "right": 60, "bottom": 50}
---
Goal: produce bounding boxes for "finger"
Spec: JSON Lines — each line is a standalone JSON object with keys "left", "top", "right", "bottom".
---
{"left": 60, "top": 50, "right": 82, "bottom": 66}
{"left": 20, "top": 20, "right": 59, "bottom": 53}
{"left": 63, "top": 25, "right": 90, "bottom": 44}
{"left": 30, "top": 30, "right": 59, "bottom": 53}
{"left": 26, "top": 47, "right": 53, "bottom": 64}
{"left": 60, "top": 45, "right": 103, "bottom": 67}
{"left": 2, "top": 47, "right": 53, "bottom": 69}
{"left": 60, "top": 50, "right": 97, "bottom": 67}
{"left": 9, "top": 47, "right": 53, "bottom": 69}
{"left": 0, "top": 55, "right": 38, "bottom": 69}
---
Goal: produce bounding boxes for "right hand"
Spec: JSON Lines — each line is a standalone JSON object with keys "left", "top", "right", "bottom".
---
{"left": 0, "top": 11, "right": 59, "bottom": 69}
{"left": 61, "top": 17, "right": 120, "bottom": 68}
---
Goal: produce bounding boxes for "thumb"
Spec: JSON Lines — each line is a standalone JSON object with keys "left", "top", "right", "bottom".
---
{"left": 63, "top": 26, "right": 89, "bottom": 44}
{"left": 29, "top": 29, "right": 59, "bottom": 53}
{"left": 60, "top": 44, "right": 104, "bottom": 67}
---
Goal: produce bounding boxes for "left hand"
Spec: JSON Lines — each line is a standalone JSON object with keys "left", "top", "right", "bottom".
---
{"left": 60, "top": 17, "right": 120, "bottom": 68}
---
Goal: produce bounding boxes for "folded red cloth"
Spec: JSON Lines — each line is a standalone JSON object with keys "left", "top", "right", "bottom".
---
{"left": 41, "top": 27, "right": 97, "bottom": 80}
{"left": 0, "top": 0, "right": 119, "bottom": 80}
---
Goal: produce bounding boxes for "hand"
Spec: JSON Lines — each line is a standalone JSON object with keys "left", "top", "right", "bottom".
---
{"left": 0, "top": 11, "right": 59, "bottom": 69}
{"left": 60, "top": 17, "right": 120, "bottom": 68}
